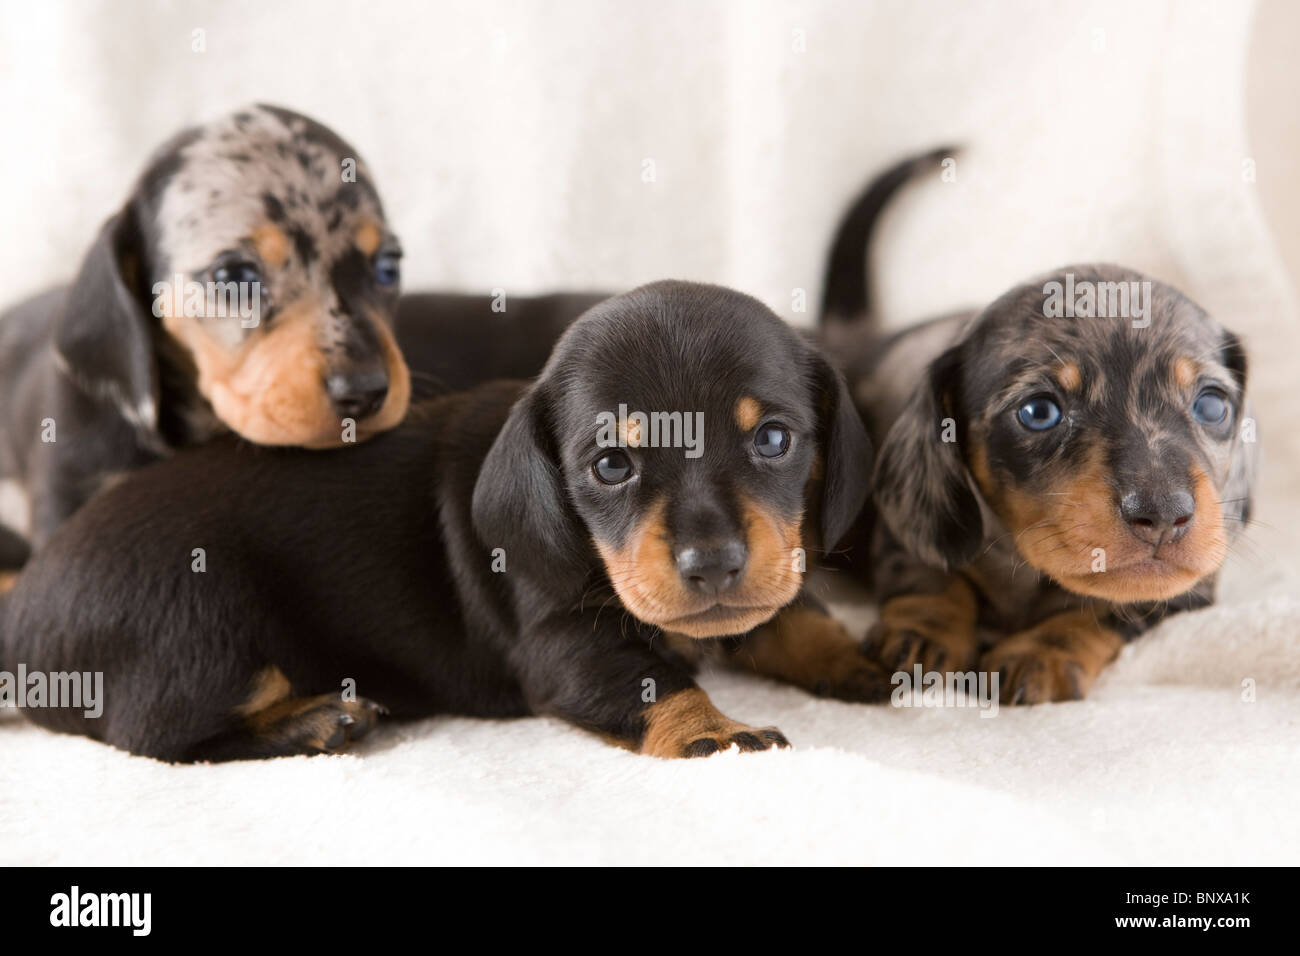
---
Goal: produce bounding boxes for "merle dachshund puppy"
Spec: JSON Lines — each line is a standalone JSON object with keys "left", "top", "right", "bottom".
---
{"left": 0, "top": 105, "right": 410, "bottom": 576}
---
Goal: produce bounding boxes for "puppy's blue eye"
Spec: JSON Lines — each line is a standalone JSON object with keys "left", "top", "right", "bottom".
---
{"left": 593, "top": 451, "right": 633, "bottom": 485}
{"left": 1192, "top": 389, "right": 1229, "bottom": 426}
{"left": 1017, "top": 396, "right": 1062, "bottom": 431}
{"left": 374, "top": 252, "right": 401, "bottom": 287}
{"left": 212, "top": 260, "right": 262, "bottom": 286}
{"left": 754, "top": 422, "right": 791, "bottom": 458}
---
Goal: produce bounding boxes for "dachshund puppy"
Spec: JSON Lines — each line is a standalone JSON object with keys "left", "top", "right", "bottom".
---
{"left": 0, "top": 104, "right": 410, "bottom": 572}
{"left": 2, "top": 281, "right": 888, "bottom": 761}
{"left": 825, "top": 252, "right": 1255, "bottom": 702}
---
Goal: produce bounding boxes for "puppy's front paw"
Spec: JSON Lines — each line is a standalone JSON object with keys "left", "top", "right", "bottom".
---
{"left": 980, "top": 613, "right": 1123, "bottom": 705}
{"left": 866, "top": 616, "right": 977, "bottom": 676}
{"left": 866, "top": 620, "right": 965, "bottom": 675}
{"left": 981, "top": 644, "right": 1086, "bottom": 705}
{"left": 865, "top": 583, "right": 980, "bottom": 675}
{"left": 640, "top": 688, "right": 790, "bottom": 759}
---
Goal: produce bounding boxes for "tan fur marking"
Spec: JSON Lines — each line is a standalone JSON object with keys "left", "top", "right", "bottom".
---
{"left": 639, "top": 688, "right": 786, "bottom": 758}
{"left": 741, "top": 605, "right": 890, "bottom": 700}
{"left": 981, "top": 609, "right": 1124, "bottom": 704}
{"left": 0, "top": 571, "right": 18, "bottom": 595}
{"left": 1054, "top": 362, "right": 1082, "bottom": 392}
{"left": 618, "top": 417, "right": 644, "bottom": 447}
{"left": 252, "top": 224, "right": 291, "bottom": 269}
{"left": 872, "top": 576, "right": 980, "bottom": 673}
{"left": 594, "top": 496, "right": 803, "bottom": 638}
{"left": 202, "top": 301, "right": 334, "bottom": 444}
{"left": 236, "top": 665, "right": 292, "bottom": 717}
{"left": 163, "top": 301, "right": 410, "bottom": 448}
{"left": 970, "top": 439, "right": 1226, "bottom": 603}
{"left": 1174, "top": 356, "right": 1199, "bottom": 389}
{"left": 355, "top": 222, "right": 383, "bottom": 257}
{"left": 734, "top": 396, "right": 762, "bottom": 432}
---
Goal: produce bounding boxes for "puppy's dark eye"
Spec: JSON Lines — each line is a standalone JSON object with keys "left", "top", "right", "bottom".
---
{"left": 593, "top": 451, "right": 633, "bottom": 485}
{"left": 1192, "top": 388, "right": 1229, "bottom": 426}
{"left": 374, "top": 251, "right": 402, "bottom": 287}
{"left": 1017, "top": 396, "right": 1062, "bottom": 431}
{"left": 754, "top": 422, "right": 791, "bottom": 458}
{"left": 212, "top": 260, "right": 262, "bottom": 287}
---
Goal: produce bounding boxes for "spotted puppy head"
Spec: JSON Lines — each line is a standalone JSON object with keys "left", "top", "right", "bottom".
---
{"left": 875, "top": 264, "right": 1254, "bottom": 604}
{"left": 54, "top": 104, "right": 409, "bottom": 448}
{"left": 472, "top": 281, "right": 872, "bottom": 638}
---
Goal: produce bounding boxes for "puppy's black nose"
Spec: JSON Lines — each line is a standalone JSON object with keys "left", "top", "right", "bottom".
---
{"left": 326, "top": 367, "right": 389, "bottom": 421}
{"left": 1121, "top": 489, "right": 1195, "bottom": 546}
{"left": 676, "top": 541, "right": 748, "bottom": 596}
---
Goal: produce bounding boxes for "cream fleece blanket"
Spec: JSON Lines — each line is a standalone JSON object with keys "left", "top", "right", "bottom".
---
{"left": 1, "top": 0, "right": 1297, "bottom": 865}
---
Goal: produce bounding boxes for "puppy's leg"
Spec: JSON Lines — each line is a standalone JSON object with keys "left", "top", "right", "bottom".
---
{"left": 980, "top": 610, "right": 1124, "bottom": 705}
{"left": 186, "top": 667, "right": 385, "bottom": 762}
{"left": 729, "top": 601, "right": 893, "bottom": 702}
{"left": 865, "top": 524, "right": 980, "bottom": 674}
{"left": 514, "top": 618, "right": 790, "bottom": 759}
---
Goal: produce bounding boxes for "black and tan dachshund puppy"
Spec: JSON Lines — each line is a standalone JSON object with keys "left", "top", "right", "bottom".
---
{"left": 0, "top": 104, "right": 410, "bottom": 574}
{"left": 821, "top": 172, "right": 1256, "bottom": 701}
{"left": 2, "top": 281, "right": 889, "bottom": 761}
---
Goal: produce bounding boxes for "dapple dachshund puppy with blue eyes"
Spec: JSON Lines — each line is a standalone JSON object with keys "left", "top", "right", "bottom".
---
{"left": 0, "top": 104, "right": 410, "bottom": 577}
{"left": 822, "top": 181, "right": 1255, "bottom": 702}
{"left": 2, "top": 281, "right": 890, "bottom": 761}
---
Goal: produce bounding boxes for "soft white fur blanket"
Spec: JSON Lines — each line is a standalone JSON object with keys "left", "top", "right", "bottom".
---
{"left": 1, "top": 0, "right": 1297, "bottom": 865}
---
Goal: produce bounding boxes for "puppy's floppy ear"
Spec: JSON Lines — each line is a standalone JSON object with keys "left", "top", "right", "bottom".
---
{"left": 873, "top": 344, "right": 983, "bottom": 568}
{"left": 809, "top": 351, "right": 873, "bottom": 550}
{"left": 471, "top": 382, "right": 587, "bottom": 583}
{"left": 1220, "top": 329, "right": 1248, "bottom": 391}
{"left": 1218, "top": 328, "right": 1256, "bottom": 532}
{"left": 54, "top": 209, "right": 159, "bottom": 431}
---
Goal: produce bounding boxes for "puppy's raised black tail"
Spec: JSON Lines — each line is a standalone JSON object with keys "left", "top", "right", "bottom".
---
{"left": 0, "top": 590, "right": 10, "bottom": 678}
{"left": 818, "top": 146, "right": 955, "bottom": 331}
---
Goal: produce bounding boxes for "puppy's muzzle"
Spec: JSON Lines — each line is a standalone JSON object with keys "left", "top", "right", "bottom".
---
{"left": 675, "top": 540, "right": 748, "bottom": 596}
{"left": 326, "top": 362, "right": 390, "bottom": 421}
{"left": 1120, "top": 485, "right": 1195, "bottom": 547}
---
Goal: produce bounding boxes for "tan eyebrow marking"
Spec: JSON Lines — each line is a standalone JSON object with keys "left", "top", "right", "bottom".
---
{"left": 356, "top": 222, "right": 382, "bottom": 257}
{"left": 619, "top": 417, "right": 644, "bottom": 447}
{"left": 1173, "top": 356, "right": 1199, "bottom": 388}
{"left": 252, "top": 224, "right": 291, "bottom": 269}
{"left": 734, "top": 396, "right": 762, "bottom": 431}
{"left": 1053, "top": 362, "right": 1082, "bottom": 392}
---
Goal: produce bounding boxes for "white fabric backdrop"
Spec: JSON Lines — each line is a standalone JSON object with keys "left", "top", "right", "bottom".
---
{"left": 1, "top": 0, "right": 1297, "bottom": 865}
